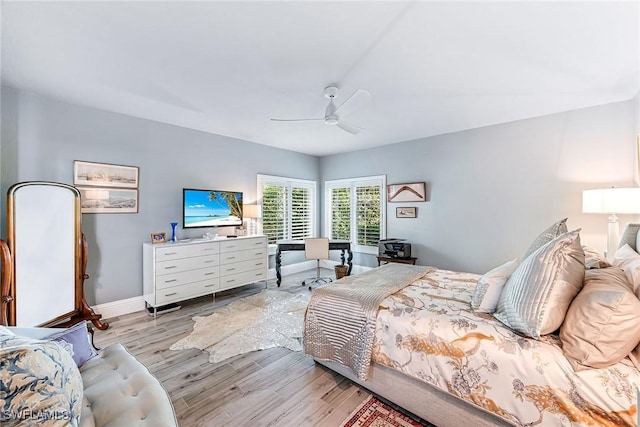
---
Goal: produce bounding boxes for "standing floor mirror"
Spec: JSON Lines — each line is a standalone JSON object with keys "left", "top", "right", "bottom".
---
{"left": 0, "top": 181, "right": 107, "bottom": 329}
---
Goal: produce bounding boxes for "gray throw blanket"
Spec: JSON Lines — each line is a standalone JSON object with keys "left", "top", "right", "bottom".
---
{"left": 303, "top": 263, "right": 432, "bottom": 380}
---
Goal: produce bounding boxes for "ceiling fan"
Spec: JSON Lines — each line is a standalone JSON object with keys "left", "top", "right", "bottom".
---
{"left": 270, "top": 86, "right": 371, "bottom": 135}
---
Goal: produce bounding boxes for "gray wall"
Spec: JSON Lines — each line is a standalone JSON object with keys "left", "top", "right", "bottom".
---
{"left": 2, "top": 86, "right": 638, "bottom": 303}
{"left": 1, "top": 87, "right": 319, "bottom": 305}
{"left": 320, "top": 99, "right": 638, "bottom": 273}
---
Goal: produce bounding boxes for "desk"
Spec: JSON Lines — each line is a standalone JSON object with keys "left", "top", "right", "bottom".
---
{"left": 276, "top": 240, "right": 352, "bottom": 287}
{"left": 377, "top": 256, "right": 417, "bottom": 266}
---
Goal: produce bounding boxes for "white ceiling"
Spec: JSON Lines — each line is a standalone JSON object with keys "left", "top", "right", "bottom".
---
{"left": 2, "top": 1, "right": 639, "bottom": 156}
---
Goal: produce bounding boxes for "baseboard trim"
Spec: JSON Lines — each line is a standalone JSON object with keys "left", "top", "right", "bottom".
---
{"left": 91, "top": 296, "right": 145, "bottom": 320}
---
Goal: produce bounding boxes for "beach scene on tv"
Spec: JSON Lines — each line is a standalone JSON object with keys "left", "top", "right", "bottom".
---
{"left": 184, "top": 190, "right": 243, "bottom": 228}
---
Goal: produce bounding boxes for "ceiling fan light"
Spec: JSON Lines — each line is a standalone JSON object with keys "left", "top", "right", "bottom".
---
{"left": 325, "top": 116, "right": 338, "bottom": 125}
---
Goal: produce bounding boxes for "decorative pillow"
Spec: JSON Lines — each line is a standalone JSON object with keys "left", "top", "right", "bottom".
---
{"left": 522, "top": 217, "right": 568, "bottom": 260}
{"left": 49, "top": 321, "right": 97, "bottom": 367}
{"left": 471, "top": 258, "right": 519, "bottom": 313}
{"left": 0, "top": 334, "right": 83, "bottom": 426}
{"left": 612, "top": 244, "right": 640, "bottom": 292}
{"left": 494, "top": 229, "right": 585, "bottom": 339}
{"left": 582, "top": 245, "right": 611, "bottom": 269}
{"left": 560, "top": 267, "right": 640, "bottom": 370}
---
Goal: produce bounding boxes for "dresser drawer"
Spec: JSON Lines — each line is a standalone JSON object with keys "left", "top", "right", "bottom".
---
{"left": 155, "top": 279, "right": 219, "bottom": 305}
{"left": 218, "top": 269, "right": 267, "bottom": 290}
{"left": 219, "top": 259, "right": 267, "bottom": 277}
{"left": 155, "top": 242, "right": 219, "bottom": 261}
{"left": 156, "top": 255, "right": 219, "bottom": 275}
{"left": 156, "top": 266, "right": 219, "bottom": 290}
{"left": 219, "top": 247, "right": 267, "bottom": 264}
{"left": 219, "top": 237, "right": 267, "bottom": 253}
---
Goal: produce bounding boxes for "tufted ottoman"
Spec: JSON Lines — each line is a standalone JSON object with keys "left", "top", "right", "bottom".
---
{"left": 79, "top": 343, "right": 177, "bottom": 427}
{"left": 2, "top": 327, "right": 177, "bottom": 427}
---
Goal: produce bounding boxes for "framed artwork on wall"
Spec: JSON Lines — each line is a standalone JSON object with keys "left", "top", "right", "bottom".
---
{"left": 387, "top": 182, "right": 426, "bottom": 202}
{"left": 396, "top": 207, "right": 417, "bottom": 218}
{"left": 74, "top": 160, "right": 139, "bottom": 189}
{"left": 77, "top": 187, "right": 138, "bottom": 214}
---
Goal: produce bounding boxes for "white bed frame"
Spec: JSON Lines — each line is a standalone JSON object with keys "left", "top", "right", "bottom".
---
{"left": 316, "top": 359, "right": 513, "bottom": 426}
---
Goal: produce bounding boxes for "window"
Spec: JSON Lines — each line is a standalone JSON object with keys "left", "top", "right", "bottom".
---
{"left": 258, "top": 174, "right": 316, "bottom": 244}
{"left": 325, "top": 175, "right": 386, "bottom": 254}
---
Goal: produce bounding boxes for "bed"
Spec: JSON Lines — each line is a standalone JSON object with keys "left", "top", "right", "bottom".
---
{"left": 304, "top": 221, "right": 640, "bottom": 426}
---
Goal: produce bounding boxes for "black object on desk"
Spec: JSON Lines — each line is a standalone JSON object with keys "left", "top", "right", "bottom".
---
{"left": 276, "top": 240, "right": 353, "bottom": 287}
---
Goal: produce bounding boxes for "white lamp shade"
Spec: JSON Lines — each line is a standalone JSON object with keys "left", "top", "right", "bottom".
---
{"left": 243, "top": 204, "right": 261, "bottom": 219}
{"left": 582, "top": 188, "right": 640, "bottom": 214}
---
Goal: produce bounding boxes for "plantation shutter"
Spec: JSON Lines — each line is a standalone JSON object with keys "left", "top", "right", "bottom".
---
{"left": 324, "top": 175, "right": 385, "bottom": 254}
{"left": 330, "top": 187, "right": 351, "bottom": 240}
{"left": 258, "top": 175, "right": 316, "bottom": 244}
{"left": 261, "top": 184, "right": 288, "bottom": 244}
{"left": 355, "top": 185, "right": 381, "bottom": 246}
{"left": 291, "top": 186, "right": 312, "bottom": 240}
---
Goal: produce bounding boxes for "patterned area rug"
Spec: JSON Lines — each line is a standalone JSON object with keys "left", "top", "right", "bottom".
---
{"left": 169, "top": 290, "right": 310, "bottom": 363}
{"left": 340, "top": 395, "right": 430, "bottom": 427}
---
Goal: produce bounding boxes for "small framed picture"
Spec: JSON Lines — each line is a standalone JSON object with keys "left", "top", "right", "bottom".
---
{"left": 151, "top": 232, "right": 166, "bottom": 244}
{"left": 396, "top": 207, "right": 417, "bottom": 218}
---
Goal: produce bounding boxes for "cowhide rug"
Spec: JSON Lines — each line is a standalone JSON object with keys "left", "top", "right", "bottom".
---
{"left": 170, "top": 289, "right": 311, "bottom": 363}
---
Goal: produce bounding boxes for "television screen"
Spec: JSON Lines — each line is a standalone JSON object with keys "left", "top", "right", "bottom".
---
{"left": 183, "top": 189, "right": 243, "bottom": 228}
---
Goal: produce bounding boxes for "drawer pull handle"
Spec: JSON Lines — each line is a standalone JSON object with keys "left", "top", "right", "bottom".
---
{"left": 205, "top": 284, "right": 215, "bottom": 288}
{"left": 226, "top": 256, "right": 236, "bottom": 260}
{"left": 255, "top": 263, "right": 263, "bottom": 266}
{"left": 255, "top": 252, "right": 263, "bottom": 255}
{"left": 164, "top": 252, "right": 177, "bottom": 256}
{"left": 226, "top": 279, "right": 236, "bottom": 283}
{"left": 164, "top": 266, "right": 177, "bottom": 270}
{"left": 165, "top": 279, "right": 177, "bottom": 283}
{"left": 255, "top": 273, "right": 262, "bottom": 276}
{"left": 204, "top": 260, "right": 215, "bottom": 263}
{"left": 226, "top": 268, "right": 236, "bottom": 272}
{"left": 254, "top": 242, "right": 262, "bottom": 245}
{"left": 204, "top": 248, "right": 215, "bottom": 251}
{"left": 205, "top": 272, "right": 215, "bottom": 276}
{"left": 165, "top": 292, "right": 177, "bottom": 297}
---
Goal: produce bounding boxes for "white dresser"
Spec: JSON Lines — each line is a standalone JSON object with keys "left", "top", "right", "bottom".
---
{"left": 143, "top": 235, "right": 268, "bottom": 313}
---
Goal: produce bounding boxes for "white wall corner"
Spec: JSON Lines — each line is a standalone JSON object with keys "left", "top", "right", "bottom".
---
{"left": 91, "top": 296, "right": 146, "bottom": 320}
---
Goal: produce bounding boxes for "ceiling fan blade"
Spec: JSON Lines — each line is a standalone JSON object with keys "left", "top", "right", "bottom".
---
{"left": 270, "top": 118, "right": 324, "bottom": 122}
{"left": 336, "top": 120, "right": 364, "bottom": 135}
{"left": 334, "top": 89, "right": 371, "bottom": 118}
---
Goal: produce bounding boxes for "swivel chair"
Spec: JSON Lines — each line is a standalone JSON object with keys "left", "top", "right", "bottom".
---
{"left": 302, "top": 238, "right": 333, "bottom": 290}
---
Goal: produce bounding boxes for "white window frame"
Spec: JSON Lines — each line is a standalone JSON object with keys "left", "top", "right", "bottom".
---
{"left": 324, "top": 175, "right": 386, "bottom": 255}
{"left": 257, "top": 174, "right": 317, "bottom": 245}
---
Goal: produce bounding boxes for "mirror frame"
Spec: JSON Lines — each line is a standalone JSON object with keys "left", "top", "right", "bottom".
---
{"left": 1, "top": 181, "right": 108, "bottom": 329}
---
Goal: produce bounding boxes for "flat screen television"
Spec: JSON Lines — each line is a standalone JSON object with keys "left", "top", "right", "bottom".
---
{"left": 183, "top": 188, "right": 243, "bottom": 229}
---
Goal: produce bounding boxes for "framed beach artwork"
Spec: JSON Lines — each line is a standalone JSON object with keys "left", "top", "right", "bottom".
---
{"left": 396, "top": 207, "right": 417, "bottom": 218}
{"left": 74, "top": 160, "right": 139, "bottom": 189}
{"left": 387, "top": 182, "right": 426, "bottom": 202}
{"left": 77, "top": 187, "right": 139, "bottom": 214}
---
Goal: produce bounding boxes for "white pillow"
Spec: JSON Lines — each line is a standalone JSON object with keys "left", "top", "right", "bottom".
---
{"left": 612, "top": 244, "right": 640, "bottom": 292}
{"left": 470, "top": 258, "right": 519, "bottom": 313}
{"left": 494, "top": 229, "right": 585, "bottom": 339}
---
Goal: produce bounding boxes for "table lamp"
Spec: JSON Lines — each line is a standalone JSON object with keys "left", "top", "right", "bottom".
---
{"left": 243, "top": 204, "right": 261, "bottom": 236}
{"left": 582, "top": 187, "right": 640, "bottom": 260}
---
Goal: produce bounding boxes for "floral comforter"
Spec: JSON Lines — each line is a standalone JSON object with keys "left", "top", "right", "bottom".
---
{"left": 372, "top": 268, "right": 639, "bottom": 426}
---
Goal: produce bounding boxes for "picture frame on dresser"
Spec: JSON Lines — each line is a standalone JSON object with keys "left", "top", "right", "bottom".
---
{"left": 151, "top": 232, "right": 166, "bottom": 244}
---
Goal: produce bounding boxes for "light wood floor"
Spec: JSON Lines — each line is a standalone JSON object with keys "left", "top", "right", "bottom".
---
{"left": 93, "top": 269, "right": 375, "bottom": 426}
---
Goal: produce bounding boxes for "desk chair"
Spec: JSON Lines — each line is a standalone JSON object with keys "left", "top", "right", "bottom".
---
{"left": 302, "top": 238, "right": 333, "bottom": 290}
